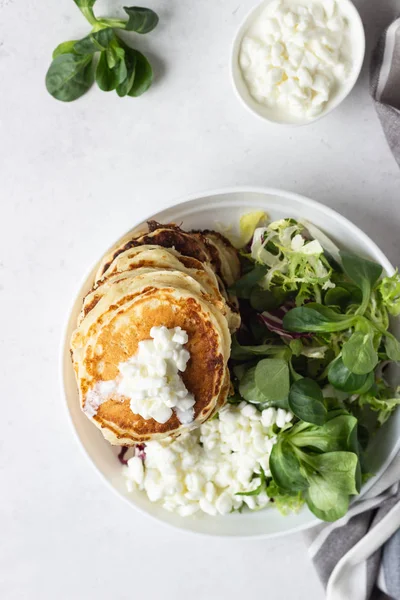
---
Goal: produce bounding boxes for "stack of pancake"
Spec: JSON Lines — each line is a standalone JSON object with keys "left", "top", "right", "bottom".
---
{"left": 70, "top": 222, "right": 241, "bottom": 445}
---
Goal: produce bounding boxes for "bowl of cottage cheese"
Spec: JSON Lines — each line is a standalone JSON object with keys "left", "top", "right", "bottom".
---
{"left": 231, "top": 0, "right": 365, "bottom": 124}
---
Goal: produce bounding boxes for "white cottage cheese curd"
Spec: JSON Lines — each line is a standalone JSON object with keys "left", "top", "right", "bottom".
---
{"left": 239, "top": 0, "right": 352, "bottom": 119}
{"left": 84, "top": 326, "right": 195, "bottom": 425}
{"left": 124, "top": 402, "right": 294, "bottom": 516}
{"left": 118, "top": 326, "right": 195, "bottom": 424}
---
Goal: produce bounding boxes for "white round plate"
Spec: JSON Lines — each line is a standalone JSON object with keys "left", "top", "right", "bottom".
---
{"left": 61, "top": 187, "right": 400, "bottom": 538}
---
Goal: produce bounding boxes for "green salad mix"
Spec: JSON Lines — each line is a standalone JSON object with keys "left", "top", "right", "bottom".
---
{"left": 229, "top": 213, "right": 400, "bottom": 521}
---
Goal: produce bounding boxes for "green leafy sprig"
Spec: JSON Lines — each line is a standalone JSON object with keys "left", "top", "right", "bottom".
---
{"left": 269, "top": 413, "right": 361, "bottom": 521}
{"left": 46, "top": 1, "right": 158, "bottom": 102}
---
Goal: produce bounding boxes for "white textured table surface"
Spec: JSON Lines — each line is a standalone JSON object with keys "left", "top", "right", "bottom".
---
{"left": 1, "top": 0, "right": 400, "bottom": 598}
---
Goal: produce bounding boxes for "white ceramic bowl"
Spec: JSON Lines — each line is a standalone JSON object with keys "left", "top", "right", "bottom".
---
{"left": 61, "top": 187, "right": 400, "bottom": 538}
{"left": 231, "top": 0, "right": 366, "bottom": 125}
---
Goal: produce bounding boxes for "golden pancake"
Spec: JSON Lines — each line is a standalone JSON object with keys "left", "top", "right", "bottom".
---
{"left": 192, "top": 229, "right": 241, "bottom": 287}
{"left": 77, "top": 269, "right": 230, "bottom": 333}
{"left": 73, "top": 286, "right": 230, "bottom": 444}
{"left": 95, "top": 222, "right": 213, "bottom": 282}
{"left": 89, "top": 245, "right": 239, "bottom": 332}
{"left": 96, "top": 246, "right": 223, "bottom": 305}
{"left": 72, "top": 273, "right": 232, "bottom": 380}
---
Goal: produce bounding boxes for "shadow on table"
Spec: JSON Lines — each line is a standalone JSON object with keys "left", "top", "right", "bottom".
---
{"left": 357, "top": 0, "right": 399, "bottom": 57}
{"left": 146, "top": 53, "right": 167, "bottom": 88}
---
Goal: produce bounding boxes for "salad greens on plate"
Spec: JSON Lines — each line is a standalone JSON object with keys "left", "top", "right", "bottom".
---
{"left": 229, "top": 213, "right": 400, "bottom": 521}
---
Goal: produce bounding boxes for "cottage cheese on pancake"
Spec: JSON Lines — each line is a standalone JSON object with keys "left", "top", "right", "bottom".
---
{"left": 119, "top": 326, "right": 195, "bottom": 424}
{"left": 72, "top": 285, "right": 231, "bottom": 444}
{"left": 84, "top": 326, "right": 195, "bottom": 424}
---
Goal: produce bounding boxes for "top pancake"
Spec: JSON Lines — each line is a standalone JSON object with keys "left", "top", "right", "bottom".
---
{"left": 72, "top": 284, "right": 230, "bottom": 444}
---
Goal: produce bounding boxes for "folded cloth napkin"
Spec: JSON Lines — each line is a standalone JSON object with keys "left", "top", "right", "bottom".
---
{"left": 304, "top": 455, "right": 400, "bottom": 600}
{"left": 370, "top": 17, "right": 400, "bottom": 166}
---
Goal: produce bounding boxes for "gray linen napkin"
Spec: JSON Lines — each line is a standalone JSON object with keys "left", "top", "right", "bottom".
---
{"left": 370, "top": 17, "right": 400, "bottom": 166}
{"left": 304, "top": 455, "right": 400, "bottom": 600}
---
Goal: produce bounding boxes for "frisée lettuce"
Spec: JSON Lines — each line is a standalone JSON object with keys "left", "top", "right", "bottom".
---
{"left": 248, "top": 219, "right": 335, "bottom": 305}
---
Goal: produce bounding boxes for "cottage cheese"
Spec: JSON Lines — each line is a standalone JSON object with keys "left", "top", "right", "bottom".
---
{"left": 124, "top": 402, "right": 293, "bottom": 516}
{"left": 239, "top": 0, "right": 352, "bottom": 119}
{"left": 85, "top": 326, "right": 195, "bottom": 425}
